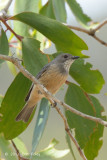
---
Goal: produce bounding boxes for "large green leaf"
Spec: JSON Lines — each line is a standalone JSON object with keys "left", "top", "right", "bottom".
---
{"left": 66, "top": 0, "right": 91, "bottom": 27}
{"left": 0, "top": 73, "right": 32, "bottom": 139}
{"left": 84, "top": 96, "right": 105, "bottom": 160}
{"left": 52, "top": 0, "right": 67, "bottom": 22}
{"left": 65, "top": 83, "right": 105, "bottom": 158}
{"left": 0, "top": 134, "right": 17, "bottom": 160}
{"left": 32, "top": 98, "right": 50, "bottom": 154}
{"left": 14, "top": 0, "right": 39, "bottom": 36}
{"left": 65, "top": 83, "right": 97, "bottom": 148}
{"left": 22, "top": 38, "right": 48, "bottom": 76}
{"left": 0, "top": 29, "right": 9, "bottom": 63}
{"left": 70, "top": 59, "right": 105, "bottom": 93}
{"left": 10, "top": 12, "right": 88, "bottom": 57}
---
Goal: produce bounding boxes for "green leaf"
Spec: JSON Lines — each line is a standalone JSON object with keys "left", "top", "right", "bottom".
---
{"left": 32, "top": 98, "right": 50, "bottom": 154}
{"left": 14, "top": 0, "right": 39, "bottom": 36}
{"left": 31, "top": 139, "right": 69, "bottom": 160}
{"left": 65, "top": 83, "right": 96, "bottom": 148}
{"left": 0, "top": 28, "right": 9, "bottom": 63}
{"left": 22, "top": 38, "right": 48, "bottom": 76}
{"left": 84, "top": 96, "right": 105, "bottom": 160}
{"left": 66, "top": 0, "right": 91, "bottom": 27}
{"left": 0, "top": 73, "right": 33, "bottom": 139}
{"left": 52, "top": 0, "right": 67, "bottom": 22}
{"left": 0, "top": 134, "right": 17, "bottom": 160}
{"left": 40, "top": 1, "right": 55, "bottom": 19}
{"left": 65, "top": 83, "right": 105, "bottom": 159}
{"left": 10, "top": 12, "right": 88, "bottom": 57}
{"left": 70, "top": 59, "right": 105, "bottom": 93}
{"left": 13, "top": 137, "right": 28, "bottom": 155}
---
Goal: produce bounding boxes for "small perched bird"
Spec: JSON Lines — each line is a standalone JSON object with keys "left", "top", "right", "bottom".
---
{"left": 16, "top": 53, "right": 79, "bottom": 122}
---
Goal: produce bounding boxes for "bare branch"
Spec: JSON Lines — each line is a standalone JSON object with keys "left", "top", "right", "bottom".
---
{"left": 0, "top": 54, "right": 107, "bottom": 128}
{"left": 64, "top": 19, "right": 107, "bottom": 46}
{"left": 94, "top": 19, "right": 107, "bottom": 32}
{"left": 4, "top": 0, "right": 13, "bottom": 13}
{"left": 55, "top": 106, "right": 87, "bottom": 160}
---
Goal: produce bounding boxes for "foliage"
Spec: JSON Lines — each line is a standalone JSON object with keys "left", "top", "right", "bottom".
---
{"left": 0, "top": 0, "right": 106, "bottom": 160}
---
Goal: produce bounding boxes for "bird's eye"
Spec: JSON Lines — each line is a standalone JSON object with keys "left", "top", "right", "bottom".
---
{"left": 64, "top": 55, "right": 68, "bottom": 58}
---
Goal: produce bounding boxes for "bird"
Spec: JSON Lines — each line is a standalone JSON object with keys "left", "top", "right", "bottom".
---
{"left": 16, "top": 53, "right": 79, "bottom": 122}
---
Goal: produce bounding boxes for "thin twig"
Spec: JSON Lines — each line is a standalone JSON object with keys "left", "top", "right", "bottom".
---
{"left": 0, "top": 17, "right": 23, "bottom": 41}
{"left": 94, "top": 19, "right": 107, "bottom": 32}
{"left": 55, "top": 106, "right": 87, "bottom": 160}
{"left": 0, "top": 54, "right": 107, "bottom": 128}
{"left": 4, "top": 0, "right": 13, "bottom": 12}
{"left": 65, "top": 19, "right": 107, "bottom": 46}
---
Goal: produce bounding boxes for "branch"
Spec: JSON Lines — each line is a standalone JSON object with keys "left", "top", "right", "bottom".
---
{"left": 11, "top": 140, "right": 29, "bottom": 160}
{"left": 0, "top": 54, "right": 107, "bottom": 128}
{"left": 0, "top": 0, "right": 13, "bottom": 19}
{"left": 1, "top": 54, "right": 107, "bottom": 160}
{"left": 4, "top": 0, "right": 13, "bottom": 13}
{"left": 55, "top": 106, "right": 87, "bottom": 160}
{"left": 65, "top": 19, "right": 107, "bottom": 46}
{"left": 0, "top": 17, "right": 23, "bottom": 41}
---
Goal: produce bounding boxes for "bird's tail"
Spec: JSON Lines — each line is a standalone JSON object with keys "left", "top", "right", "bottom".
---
{"left": 16, "top": 104, "right": 35, "bottom": 122}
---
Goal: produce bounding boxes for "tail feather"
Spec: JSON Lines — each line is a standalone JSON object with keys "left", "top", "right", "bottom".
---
{"left": 16, "top": 104, "right": 35, "bottom": 122}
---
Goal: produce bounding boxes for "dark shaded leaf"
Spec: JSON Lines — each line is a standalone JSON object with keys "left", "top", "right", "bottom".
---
{"left": 32, "top": 98, "right": 50, "bottom": 154}
{"left": 10, "top": 12, "right": 88, "bottom": 57}
{"left": 70, "top": 59, "right": 105, "bottom": 93}
{"left": 66, "top": 0, "right": 91, "bottom": 26}
{"left": 0, "top": 29, "right": 9, "bottom": 63}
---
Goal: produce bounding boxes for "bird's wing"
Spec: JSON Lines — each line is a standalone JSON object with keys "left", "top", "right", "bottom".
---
{"left": 25, "top": 63, "right": 50, "bottom": 102}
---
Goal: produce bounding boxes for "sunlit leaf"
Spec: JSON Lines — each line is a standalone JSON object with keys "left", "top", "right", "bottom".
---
{"left": 0, "top": 134, "right": 17, "bottom": 160}
{"left": 30, "top": 139, "right": 69, "bottom": 160}
{"left": 13, "top": 137, "right": 28, "bottom": 155}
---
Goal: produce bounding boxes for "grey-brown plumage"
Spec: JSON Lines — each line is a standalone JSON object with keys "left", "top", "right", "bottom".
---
{"left": 16, "top": 53, "right": 79, "bottom": 122}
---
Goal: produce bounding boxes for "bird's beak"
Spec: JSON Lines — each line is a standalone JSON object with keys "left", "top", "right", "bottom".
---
{"left": 72, "top": 56, "right": 80, "bottom": 59}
